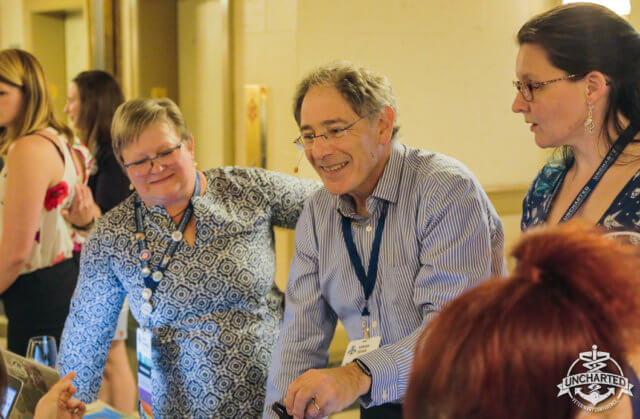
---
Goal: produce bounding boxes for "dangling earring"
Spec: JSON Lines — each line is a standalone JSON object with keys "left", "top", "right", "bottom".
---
{"left": 194, "top": 160, "right": 198, "bottom": 168}
{"left": 129, "top": 183, "right": 134, "bottom": 191}
{"left": 584, "top": 102, "right": 595, "bottom": 134}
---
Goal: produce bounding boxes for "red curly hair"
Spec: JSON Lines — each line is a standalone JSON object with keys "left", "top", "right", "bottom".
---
{"left": 404, "top": 223, "right": 640, "bottom": 419}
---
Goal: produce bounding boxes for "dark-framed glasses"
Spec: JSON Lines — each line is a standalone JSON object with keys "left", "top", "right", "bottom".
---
{"left": 123, "top": 142, "right": 183, "bottom": 174}
{"left": 293, "top": 117, "right": 365, "bottom": 150}
{"left": 513, "top": 74, "right": 578, "bottom": 102}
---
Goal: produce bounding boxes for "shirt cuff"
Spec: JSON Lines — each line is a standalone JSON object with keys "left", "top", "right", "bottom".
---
{"left": 357, "top": 347, "right": 400, "bottom": 407}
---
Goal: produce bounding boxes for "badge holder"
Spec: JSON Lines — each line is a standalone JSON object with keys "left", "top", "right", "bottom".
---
{"left": 137, "top": 327, "right": 153, "bottom": 418}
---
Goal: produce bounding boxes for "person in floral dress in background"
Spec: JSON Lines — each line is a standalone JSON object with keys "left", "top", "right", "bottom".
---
{"left": 0, "top": 49, "right": 96, "bottom": 355}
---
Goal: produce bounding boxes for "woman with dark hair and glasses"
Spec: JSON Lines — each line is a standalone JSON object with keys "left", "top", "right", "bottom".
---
{"left": 63, "top": 70, "right": 135, "bottom": 413}
{"left": 404, "top": 222, "right": 640, "bottom": 419}
{"left": 513, "top": 3, "right": 640, "bottom": 232}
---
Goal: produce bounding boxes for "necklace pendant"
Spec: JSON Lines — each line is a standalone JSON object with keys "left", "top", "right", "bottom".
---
{"left": 140, "top": 249, "right": 151, "bottom": 261}
{"left": 141, "top": 266, "right": 151, "bottom": 277}
{"left": 171, "top": 231, "right": 183, "bottom": 242}
{"left": 141, "top": 288, "right": 153, "bottom": 301}
{"left": 162, "top": 255, "right": 171, "bottom": 266}
{"left": 135, "top": 232, "right": 145, "bottom": 241}
{"left": 151, "top": 271, "right": 163, "bottom": 282}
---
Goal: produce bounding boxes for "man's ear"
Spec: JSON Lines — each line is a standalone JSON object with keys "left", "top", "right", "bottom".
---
{"left": 377, "top": 105, "right": 395, "bottom": 145}
{"left": 186, "top": 135, "right": 195, "bottom": 156}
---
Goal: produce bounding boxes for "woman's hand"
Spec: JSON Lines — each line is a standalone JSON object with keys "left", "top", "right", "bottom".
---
{"left": 34, "top": 372, "right": 86, "bottom": 419}
{"left": 61, "top": 184, "right": 100, "bottom": 229}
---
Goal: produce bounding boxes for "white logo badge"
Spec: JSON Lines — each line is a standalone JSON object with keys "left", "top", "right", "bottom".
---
{"left": 557, "top": 345, "right": 633, "bottom": 412}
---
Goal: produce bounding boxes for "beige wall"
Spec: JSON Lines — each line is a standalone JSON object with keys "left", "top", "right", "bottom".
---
{"left": 0, "top": 0, "right": 25, "bottom": 49}
{"left": 64, "top": 10, "right": 87, "bottom": 89}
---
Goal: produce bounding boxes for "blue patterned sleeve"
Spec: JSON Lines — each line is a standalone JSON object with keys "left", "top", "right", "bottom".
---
{"left": 246, "top": 168, "right": 320, "bottom": 229}
{"left": 358, "top": 169, "right": 505, "bottom": 406}
{"left": 263, "top": 200, "right": 339, "bottom": 418}
{"left": 58, "top": 219, "right": 126, "bottom": 403}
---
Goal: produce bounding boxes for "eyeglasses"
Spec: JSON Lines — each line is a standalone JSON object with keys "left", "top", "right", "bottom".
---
{"left": 512, "top": 74, "right": 578, "bottom": 102}
{"left": 293, "top": 117, "right": 365, "bottom": 150}
{"left": 123, "top": 142, "right": 183, "bottom": 174}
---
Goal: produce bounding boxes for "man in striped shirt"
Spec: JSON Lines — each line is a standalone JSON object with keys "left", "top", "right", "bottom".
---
{"left": 264, "top": 62, "right": 505, "bottom": 419}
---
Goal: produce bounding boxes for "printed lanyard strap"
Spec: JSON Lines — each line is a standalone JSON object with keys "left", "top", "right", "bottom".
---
{"left": 134, "top": 171, "right": 201, "bottom": 292}
{"left": 341, "top": 202, "right": 389, "bottom": 316}
{"left": 561, "top": 124, "right": 638, "bottom": 222}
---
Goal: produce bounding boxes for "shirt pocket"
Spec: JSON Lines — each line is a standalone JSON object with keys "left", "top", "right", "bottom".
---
{"left": 377, "top": 263, "right": 422, "bottom": 341}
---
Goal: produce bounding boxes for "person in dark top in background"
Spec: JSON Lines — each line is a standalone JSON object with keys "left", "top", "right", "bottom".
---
{"left": 65, "top": 70, "right": 131, "bottom": 213}
{"left": 64, "top": 70, "right": 135, "bottom": 413}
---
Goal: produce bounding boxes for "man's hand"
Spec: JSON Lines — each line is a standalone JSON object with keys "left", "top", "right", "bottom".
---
{"left": 34, "top": 372, "right": 86, "bottom": 419}
{"left": 284, "top": 363, "right": 371, "bottom": 419}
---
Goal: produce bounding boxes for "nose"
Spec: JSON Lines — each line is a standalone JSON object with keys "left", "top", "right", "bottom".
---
{"left": 149, "top": 158, "right": 166, "bottom": 173}
{"left": 310, "top": 135, "right": 333, "bottom": 160}
{"left": 512, "top": 92, "right": 530, "bottom": 114}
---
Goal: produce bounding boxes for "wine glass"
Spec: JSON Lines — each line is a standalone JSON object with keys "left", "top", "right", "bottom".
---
{"left": 604, "top": 231, "right": 640, "bottom": 247}
{"left": 26, "top": 336, "right": 57, "bottom": 368}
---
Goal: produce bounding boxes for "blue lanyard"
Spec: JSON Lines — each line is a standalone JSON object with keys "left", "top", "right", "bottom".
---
{"left": 134, "top": 171, "right": 201, "bottom": 293}
{"left": 340, "top": 202, "right": 389, "bottom": 317}
{"left": 561, "top": 124, "right": 638, "bottom": 222}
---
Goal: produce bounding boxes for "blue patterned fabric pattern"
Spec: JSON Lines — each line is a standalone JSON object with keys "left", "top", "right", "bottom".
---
{"left": 264, "top": 143, "right": 506, "bottom": 416}
{"left": 58, "top": 167, "right": 319, "bottom": 418}
{"left": 521, "top": 158, "right": 640, "bottom": 231}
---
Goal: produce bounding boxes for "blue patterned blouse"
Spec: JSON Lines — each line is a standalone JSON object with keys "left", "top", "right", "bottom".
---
{"left": 58, "top": 167, "right": 318, "bottom": 418}
{"left": 521, "top": 158, "right": 640, "bottom": 231}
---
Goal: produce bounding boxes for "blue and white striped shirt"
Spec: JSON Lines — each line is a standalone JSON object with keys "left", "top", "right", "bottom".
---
{"left": 264, "top": 142, "right": 505, "bottom": 414}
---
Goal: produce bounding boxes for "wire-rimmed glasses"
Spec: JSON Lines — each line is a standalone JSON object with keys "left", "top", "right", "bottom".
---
{"left": 293, "top": 117, "right": 365, "bottom": 150}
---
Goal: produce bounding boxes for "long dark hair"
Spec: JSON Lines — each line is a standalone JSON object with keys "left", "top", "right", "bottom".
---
{"left": 404, "top": 222, "right": 640, "bottom": 419}
{"left": 72, "top": 70, "right": 124, "bottom": 154}
{"left": 517, "top": 3, "right": 640, "bottom": 160}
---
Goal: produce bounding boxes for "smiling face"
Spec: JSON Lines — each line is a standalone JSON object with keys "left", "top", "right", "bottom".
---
{"left": 512, "top": 43, "right": 588, "bottom": 149}
{"left": 0, "top": 81, "right": 23, "bottom": 132}
{"left": 300, "top": 85, "right": 392, "bottom": 202}
{"left": 121, "top": 120, "right": 195, "bottom": 207}
{"left": 63, "top": 82, "right": 81, "bottom": 127}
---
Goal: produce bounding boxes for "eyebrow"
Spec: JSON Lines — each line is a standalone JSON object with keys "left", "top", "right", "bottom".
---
{"left": 299, "top": 118, "right": 351, "bottom": 131}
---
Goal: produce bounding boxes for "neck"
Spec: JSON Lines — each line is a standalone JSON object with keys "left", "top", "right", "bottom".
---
{"left": 348, "top": 149, "right": 392, "bottom": 218}
{"left": 570, "top": 136, "right": 608, "bottom": 176}
{"left": 161, "top": 170, "right": 200, "bottom": 220}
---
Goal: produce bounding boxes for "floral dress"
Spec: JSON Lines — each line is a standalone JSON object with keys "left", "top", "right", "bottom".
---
{"left": 59, "top": 167, "right": 319, "bottom": 418}
{"left": 0, "top": 129, "right": 92, "bottom": 355}
{"left": 521, "top": 158, "right": 640, "bottom": 231}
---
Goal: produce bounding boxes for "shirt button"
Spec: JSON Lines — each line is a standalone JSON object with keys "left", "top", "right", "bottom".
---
{"left": 365, "top": 225, "right": 373, "bottom": 232}
{"left": 382, "top": 391, "right": 388, "bottom": 400}
{"left": 372, "top": 321, "right": 378, "bottom": 327}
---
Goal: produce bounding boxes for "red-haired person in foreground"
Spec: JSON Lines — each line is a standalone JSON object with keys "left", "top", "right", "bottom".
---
{"left": 404, "top": 223, "right": 640, "bottom": 419}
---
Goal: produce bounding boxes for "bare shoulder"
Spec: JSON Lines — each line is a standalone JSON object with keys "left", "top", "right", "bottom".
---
{"left": 5, "top": 134, "right": 65, "bottom": 181}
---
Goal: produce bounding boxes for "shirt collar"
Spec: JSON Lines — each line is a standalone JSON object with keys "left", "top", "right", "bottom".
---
{"left": 335, "top": 141, "right": 406, "bottom": 217}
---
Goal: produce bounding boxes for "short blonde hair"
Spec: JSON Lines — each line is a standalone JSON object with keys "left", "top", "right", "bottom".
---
{"left": 111, "top": 98, "right": 191, "bottom": 164}
{"left": 0, "top": 49, "right": 73, "bottom": 155}
{"left": 293, "top": 61, "right": 400, "bottom": 139}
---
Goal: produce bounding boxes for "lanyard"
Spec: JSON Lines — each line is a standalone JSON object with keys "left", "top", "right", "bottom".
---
{"left": 134, "top": 171, "right": 201, "bottom": 321}
{"left": 341, "top": 202, "right": 389, "bottom": 320}
{"left": 561, "top": 124, "right": 638, "bottom": 222}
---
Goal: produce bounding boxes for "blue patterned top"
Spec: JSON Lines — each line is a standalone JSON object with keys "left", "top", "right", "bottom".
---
{"left": 58, "top": 167, "right": 318, "bottom": 418}
{"left": 521, "top": 158, "right": 640, "bottom": 231}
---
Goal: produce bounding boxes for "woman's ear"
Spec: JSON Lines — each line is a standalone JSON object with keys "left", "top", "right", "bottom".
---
{"left": 584, "top": 71, "right": 610, "bottom": 105}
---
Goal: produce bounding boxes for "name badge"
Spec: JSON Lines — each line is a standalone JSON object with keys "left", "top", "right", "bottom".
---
{"left": 137, "top": 327, "right": 154, "bottom": 418}
{"left": 341, "top": 336, "right": 381, "bottom": 366}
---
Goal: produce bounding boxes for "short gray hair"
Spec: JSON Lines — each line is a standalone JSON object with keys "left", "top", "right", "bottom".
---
{"left": 293, "top": 61, "right": 400, "bottom": 139}
{"left": 111, "top": 98, "right": 191, "bottom": 164}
